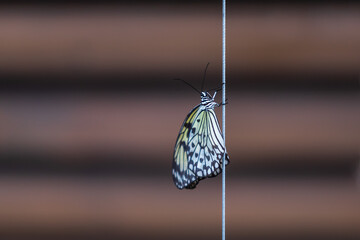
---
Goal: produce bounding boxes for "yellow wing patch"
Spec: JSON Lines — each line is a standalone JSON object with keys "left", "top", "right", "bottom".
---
{"left": 173, "top": 106, "right": 200, "bottom": 189}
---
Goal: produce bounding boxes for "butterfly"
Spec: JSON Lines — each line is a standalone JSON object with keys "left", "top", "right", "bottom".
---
{"left": 172, "top": 63, "right": 229, "bottom": 189}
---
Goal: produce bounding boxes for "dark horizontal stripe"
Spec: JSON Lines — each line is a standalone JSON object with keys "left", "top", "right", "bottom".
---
{"left": 1, "top": 1, "right": 359, "bottom": 5}
{"left": 0, "top": 72, "right": 358, "bottom": 93}
{"left": 0, "top": 150, "right": 357, "bottom": 178}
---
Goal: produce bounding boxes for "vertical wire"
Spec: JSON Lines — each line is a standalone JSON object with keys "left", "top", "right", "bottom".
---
{"left": 221, "top": 0, "right": 226, "bottom": 240}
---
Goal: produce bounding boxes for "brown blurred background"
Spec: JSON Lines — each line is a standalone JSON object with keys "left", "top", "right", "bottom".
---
{"left": 0, "top": 1, "right": 359, "bottom": 240}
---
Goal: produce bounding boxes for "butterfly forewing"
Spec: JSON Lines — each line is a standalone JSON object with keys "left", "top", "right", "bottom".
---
{"left": 172, "top": 105, "right": 201, "bottom": 189}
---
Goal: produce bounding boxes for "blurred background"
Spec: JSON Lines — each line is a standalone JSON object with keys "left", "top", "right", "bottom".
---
{"left": 0, "top": 1, "right": 359, "bottom": 240}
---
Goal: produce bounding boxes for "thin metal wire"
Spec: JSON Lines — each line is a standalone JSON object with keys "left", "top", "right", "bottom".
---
{"left": 221, "top": 0, "right": 226, "bottom": 240}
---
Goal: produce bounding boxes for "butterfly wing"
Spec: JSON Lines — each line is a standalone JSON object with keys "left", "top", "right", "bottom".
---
{"left": 173, "top": 105, "right": 201, "bottom": 189}
{"left": 173, "top": 106, "right": 229, "bottom": 190}
{"left": 187, "top": 108, "right": 229, "bottom": 181}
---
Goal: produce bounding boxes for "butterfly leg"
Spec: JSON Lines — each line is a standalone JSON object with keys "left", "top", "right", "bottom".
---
{"left": 211, "top": 86, "right": 224, "bottom": 100}
{"left": 215, "top": 98, "right": 228, "bottom": 107}
{"left": 208, "top": 86, "right": 222, "bottom": 97}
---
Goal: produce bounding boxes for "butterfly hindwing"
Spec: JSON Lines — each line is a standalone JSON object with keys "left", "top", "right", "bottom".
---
{"left": 188, "top": 108, "right": 229, "bottom": 179}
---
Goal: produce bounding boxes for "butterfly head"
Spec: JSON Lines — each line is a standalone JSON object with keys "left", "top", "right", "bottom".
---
{"left": 201, "top": 91, "right": 217, "bottom": 109}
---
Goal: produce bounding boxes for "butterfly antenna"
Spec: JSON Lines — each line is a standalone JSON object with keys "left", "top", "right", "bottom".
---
{"left": 174, "top": 78, "right": 201, "bottom": 94}
{"left": 201, "top": 62, "right": 210, "bottom": 92}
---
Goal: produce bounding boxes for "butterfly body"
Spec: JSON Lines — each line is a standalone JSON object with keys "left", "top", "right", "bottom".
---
{"left": 173, "top": 91, "right": 229, "bottom": 189}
